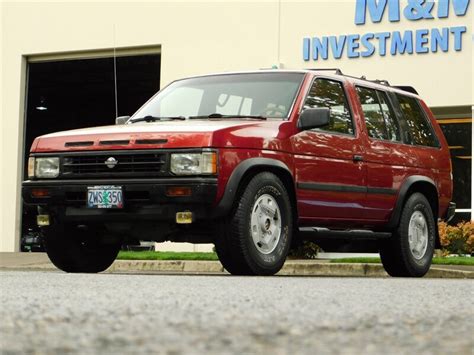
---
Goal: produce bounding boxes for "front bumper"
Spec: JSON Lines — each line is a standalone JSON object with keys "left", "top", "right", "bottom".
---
{"left": 22, "top": 178, "right": 218, "bottom": 222}
{"left": 445, "top": 202, "right": 456, "bottom": 223}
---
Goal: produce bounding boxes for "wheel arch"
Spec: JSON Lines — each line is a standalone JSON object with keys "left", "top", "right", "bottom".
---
{"left": 213, "top": 158, "right": 298, "bottom": 221}
{"left": 388, "top": 175, "right": 440, "bottom": 247}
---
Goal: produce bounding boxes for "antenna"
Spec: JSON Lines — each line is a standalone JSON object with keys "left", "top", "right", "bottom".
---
{"left": 113, "top": 24, "right": 118, "bottom": 119}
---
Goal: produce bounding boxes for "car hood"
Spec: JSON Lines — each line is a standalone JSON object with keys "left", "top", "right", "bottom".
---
{"left": 31, "top": 119, "right": 293, "bottom": 152}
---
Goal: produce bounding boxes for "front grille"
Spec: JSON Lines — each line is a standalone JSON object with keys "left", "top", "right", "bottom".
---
{"left": 61, "top": 152, "right": 168, "bottom": 178}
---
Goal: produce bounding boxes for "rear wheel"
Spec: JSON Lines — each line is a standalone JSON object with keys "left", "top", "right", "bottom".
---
{"left": 44, "top": 223, "right": 121, "bottom": 273}
{"left": 215, "top": 172, "right": 293, "bottom": 276}
{"left": 380, "top": 193, "right": 436, "bottom": 277}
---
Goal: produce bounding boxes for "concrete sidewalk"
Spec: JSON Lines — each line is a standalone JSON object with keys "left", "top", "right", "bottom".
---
{"left": 0, "top": 252, "right": 473, "bottom": 278}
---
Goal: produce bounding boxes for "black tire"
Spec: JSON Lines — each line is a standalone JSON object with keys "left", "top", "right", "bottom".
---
{"left": 380, "top": 193, "right": 436, "bottom": 277}
{"left": 43, "top": 223, "right": 121, "bottom": 273}
{"left": 214, "top": 172, "right": 293, "bottom": 276}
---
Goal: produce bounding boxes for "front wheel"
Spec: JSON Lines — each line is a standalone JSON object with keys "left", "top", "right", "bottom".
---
{"left": 215, "top": 172, "right": 293, "bottom": 276}
{"left": 380, "top": 193, "right": 436, "bottom": 277}
{"left": 43, "top": 223, "right": 121, "bottom": 273}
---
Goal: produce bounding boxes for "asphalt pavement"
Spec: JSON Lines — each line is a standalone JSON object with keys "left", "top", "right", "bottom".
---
{"left": 1, "top": 271, "right": 473, "bottom": 354}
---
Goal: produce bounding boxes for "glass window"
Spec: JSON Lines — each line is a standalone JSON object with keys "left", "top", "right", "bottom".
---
{"left": 396, "top": 94, "right": 438, "bottom": 147}
{"left": 356, "top": 87, "right": 401, "bottom": 141}
{"left": 132, "top": 73, "right": 304, "bottom": 120}
{"left": 303, "top": 79, "right": 354, "bottom": 135}
{"left": 356, "top": 86, "right": 388, "bottom": 140}
{"left": 378, "top": 92, "right": 401, "bottom": 141}
{"left": 159, "top": 87, "right": 203, "bottom": 117}
{"left": 216, "top": 94, "right": 252, "bottom": 116}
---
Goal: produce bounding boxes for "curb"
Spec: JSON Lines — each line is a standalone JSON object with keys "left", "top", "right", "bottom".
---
{"left": 1, "top": 259, "right": 472, "bottom": 278}
{"left": 107, "top": 260, "right": 473, "bottom": 279}
{"left": 108, "top": 260, "right": 225, "bottom": 274}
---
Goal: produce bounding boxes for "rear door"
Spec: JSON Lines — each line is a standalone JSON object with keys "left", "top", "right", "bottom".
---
{"left": 354, "top": 86, "right": 409, "bottom": 221}
{"left": 291, "top": 77, "right": 367, "bottom": 223}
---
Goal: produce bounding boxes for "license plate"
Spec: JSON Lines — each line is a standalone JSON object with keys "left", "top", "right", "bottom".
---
{"left": 87, "top": 186, "right": 123, "bottom": 209}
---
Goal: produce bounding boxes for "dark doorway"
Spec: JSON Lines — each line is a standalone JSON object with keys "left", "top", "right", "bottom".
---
{"left": 438, "top": 119, "right": 472, "bottom": 224}
{"left": 22, "top": 53, "right": 161, "bottom": 250}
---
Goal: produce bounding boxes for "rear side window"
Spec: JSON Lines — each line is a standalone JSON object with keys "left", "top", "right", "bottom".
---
{"left": 378, "top": 92, "right": 400, "bottom": 141}
{"left": 356, "top": 87, "right": 400, "bottom": 141}
{"left": 303, "top": 79, "right": 354, "bottom": 135}
{"left": 396, "top": 94, "right": 438, "bottom": 147}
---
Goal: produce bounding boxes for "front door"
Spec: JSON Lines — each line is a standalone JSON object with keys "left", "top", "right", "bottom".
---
{"left": 292, "top": 77, "right": 366, "bottom": 224}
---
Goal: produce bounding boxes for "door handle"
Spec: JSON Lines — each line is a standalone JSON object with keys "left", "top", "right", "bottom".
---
{"left": 353, "top": 155, "right": 364, "bottom": 162}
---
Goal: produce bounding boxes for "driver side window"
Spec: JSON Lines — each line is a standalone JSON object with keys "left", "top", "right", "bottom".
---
{"left": 303, "top": 79, "right": 354, "bottom": 135}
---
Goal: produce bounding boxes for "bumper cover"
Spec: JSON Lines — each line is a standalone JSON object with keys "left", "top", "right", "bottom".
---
{"left": 22, "top": 178, "right": 218, "bottom": 222}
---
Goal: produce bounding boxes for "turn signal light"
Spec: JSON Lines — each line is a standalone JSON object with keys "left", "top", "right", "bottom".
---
{"left": 166, "top": 186, "right": 192, "bottom": 197}
{"left": 37, "top": 215, "right": 50, "bottom": 226}
{"left": 31, "top": 188, "right": 50, "bottom": 198}
{"left": 204, "top": 151, "right": 217, "bottom": 174}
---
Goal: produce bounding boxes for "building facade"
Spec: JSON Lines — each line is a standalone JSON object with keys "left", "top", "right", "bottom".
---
{"left": 1, "top": 0, "right": 472, "bottom": 251}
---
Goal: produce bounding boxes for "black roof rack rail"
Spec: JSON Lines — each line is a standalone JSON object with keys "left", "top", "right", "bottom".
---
{"left": 308, "top": 68, "right": 392, "bottom": 86}
{"left": 342, "top": 74, "right": 391, "bottom": 86}
{"left": 394, "top": 86, "right": 419, "bottom": 95}
{"left": 371, "top": 79, "right": 391, "bottom": 86}
{"left": 308, "top": 69, "right": 420, "bottom": 91}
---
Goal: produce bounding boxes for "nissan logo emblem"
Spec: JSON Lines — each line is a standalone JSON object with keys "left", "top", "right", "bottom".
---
{"left": 105, "top": 157, "right": 118, "bottom": 169}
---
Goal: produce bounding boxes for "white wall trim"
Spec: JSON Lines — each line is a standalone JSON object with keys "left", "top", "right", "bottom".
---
{"left": 27, "top": 45, "right": 161, "bottom": 63}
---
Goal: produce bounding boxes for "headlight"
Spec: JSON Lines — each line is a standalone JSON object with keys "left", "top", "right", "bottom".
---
{"left": 34, "top": 157, "right": 60, "bottom": 178}
{"left": 170, "top": 152, "right": 217, "bottom": 175}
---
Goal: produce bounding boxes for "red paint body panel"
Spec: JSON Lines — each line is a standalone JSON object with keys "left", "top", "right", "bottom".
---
{"left": 29, "top": 71, "right": 453, "bottom": 227}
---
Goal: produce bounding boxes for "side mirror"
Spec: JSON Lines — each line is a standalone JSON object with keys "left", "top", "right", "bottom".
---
{"left": 297, "top": 108, "right": 330, "bottom": 130}
{"left": 116, "top": 116, "right": 130, "bottom": 125}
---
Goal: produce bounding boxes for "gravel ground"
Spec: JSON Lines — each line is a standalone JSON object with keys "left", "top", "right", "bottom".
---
{"left": 0, "top": 271, "right": 473, "bottom": 355}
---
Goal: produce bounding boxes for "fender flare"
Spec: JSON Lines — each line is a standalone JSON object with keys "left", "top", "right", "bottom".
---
{"left": 387, "top": 175, "right": 438, "bottom": 229}
{"left": 213, "top": 157, "right": 294, "bottom": 218}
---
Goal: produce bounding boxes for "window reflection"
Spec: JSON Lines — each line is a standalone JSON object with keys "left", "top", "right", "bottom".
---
{"left": 304, "top": 79, "right": 354, "bottom": 135}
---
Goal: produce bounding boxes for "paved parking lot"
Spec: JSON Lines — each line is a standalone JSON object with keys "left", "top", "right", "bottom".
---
{"left": 1, "top": 271, "right": 473, "bottom": 354}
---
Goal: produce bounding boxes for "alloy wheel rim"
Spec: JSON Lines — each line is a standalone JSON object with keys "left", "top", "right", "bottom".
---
{"left": 250, "top": 194, "right": 282, "bottom": 254}
{"left": 408, "top": 211, "right": 429, "bottom": 260}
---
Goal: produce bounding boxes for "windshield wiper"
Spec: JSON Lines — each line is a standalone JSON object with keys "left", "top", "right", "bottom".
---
{"left": 189, "top": 113, "right": 267, "bottom": 120}
{"left": 130, "top": 115, "right": 186, "bottom": 123}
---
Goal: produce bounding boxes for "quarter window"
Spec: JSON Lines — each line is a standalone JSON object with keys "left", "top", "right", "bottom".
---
{"left": 303, "top": 79, "right": 354, "bottom": 135}
{"left": 356, "top": 87, "right": 400, "bottom": 141}
{"left": 396, "top": 94, "right": 438, "bottom": 147}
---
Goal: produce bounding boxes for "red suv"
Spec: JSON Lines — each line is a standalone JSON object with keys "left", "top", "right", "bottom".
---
{"left": 23, "top": 69, "right": 455, "bottom": 277}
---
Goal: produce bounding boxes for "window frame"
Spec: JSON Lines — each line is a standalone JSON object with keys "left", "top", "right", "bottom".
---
{"left": 300, "top": 76, "right": 357, "bottom": 137}
{"left": 392, "top": 92, "right": 441, "bottom": 149}
{"left": 355, "top": 85, "right": 402, "bottom": 143}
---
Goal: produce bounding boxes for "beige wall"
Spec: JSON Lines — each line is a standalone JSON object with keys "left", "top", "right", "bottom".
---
{"left": 1, "top": 0, "right": 472, "bottom": 251}
{"left": 285, "top": 1, "right": 472, "bottom": 107}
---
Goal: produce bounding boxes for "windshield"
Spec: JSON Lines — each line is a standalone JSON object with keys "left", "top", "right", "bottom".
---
{"left": 130, "top": 72, "right": 305, "bottom": 121}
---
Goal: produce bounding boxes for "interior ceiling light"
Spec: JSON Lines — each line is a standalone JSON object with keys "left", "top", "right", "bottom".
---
{"left": 36, "top": 97, "right": 47, "bottom": 111}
